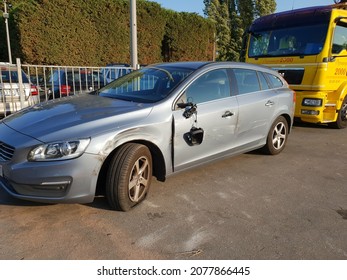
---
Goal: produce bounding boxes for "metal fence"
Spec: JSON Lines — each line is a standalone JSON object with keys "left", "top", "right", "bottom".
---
{"left": 0, "top": 58, "right": 133, "bottom": 117}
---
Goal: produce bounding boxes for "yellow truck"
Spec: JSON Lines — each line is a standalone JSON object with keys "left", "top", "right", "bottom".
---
{"left": 244, "top": 0, "right": 347, "bottom": 128}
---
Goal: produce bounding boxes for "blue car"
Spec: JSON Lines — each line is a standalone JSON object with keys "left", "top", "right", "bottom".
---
{"left": 47, "top": 69, "right": 106, "bottom": 99}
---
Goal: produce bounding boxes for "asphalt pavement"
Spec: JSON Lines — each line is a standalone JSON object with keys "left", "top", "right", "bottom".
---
{"left": 0, "top": 122, "right": 347, "bottom": 260}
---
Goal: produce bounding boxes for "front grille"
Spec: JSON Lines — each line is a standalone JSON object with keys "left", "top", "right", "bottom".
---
{"left": 0, "top": 141, "right": 15, "bottom": 161}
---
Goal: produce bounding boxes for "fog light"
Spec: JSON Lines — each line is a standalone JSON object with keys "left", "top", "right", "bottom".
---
{"left": 301, "top": 110, "right": 320, "bottom": 115}
{"left": 302, "top": 98, "right": 322, "bottom": 107}
{"left": 36, "top": 181, "right": 71, "bottom": 190}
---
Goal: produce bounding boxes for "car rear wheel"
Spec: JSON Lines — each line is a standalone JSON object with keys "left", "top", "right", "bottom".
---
{"left": 262, "top": 116, "right": 288, "bottom": 155}
{"left": 106, "top": 143, "right": 152, "bottom": 211}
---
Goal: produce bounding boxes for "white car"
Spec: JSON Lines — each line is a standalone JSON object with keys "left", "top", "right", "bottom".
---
{"left": 0, "top": 63, "right": 39, "bottom": 116}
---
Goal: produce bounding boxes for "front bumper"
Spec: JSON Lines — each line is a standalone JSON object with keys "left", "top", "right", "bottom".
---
{"left": 0, "top": 153, "right": 101, "bottom": 204}
{"left": 0, "top": 120, "right": 103, "bottom": 204}
{"left": 295, "top": 92, "right": 337, "bottom": 124}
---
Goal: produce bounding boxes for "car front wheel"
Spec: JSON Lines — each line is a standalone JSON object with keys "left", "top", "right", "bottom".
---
{"left": 106, "top": 143, "right": 152, "bottom": 211}
{"left": 262, "top": 116, "right": 288, "bottom": 155}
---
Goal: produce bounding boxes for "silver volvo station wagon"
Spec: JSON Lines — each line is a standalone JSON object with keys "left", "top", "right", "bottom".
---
{"left": 0, "top": 62, "right": 295, "bottom": 211}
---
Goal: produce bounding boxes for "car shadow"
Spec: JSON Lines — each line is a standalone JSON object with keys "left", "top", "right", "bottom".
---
{"left": 85, "top": 196, "right": 112, "bottom": 211}
{"left": 0, "top": 187, "right": 111, "bottom": 210}
{"left": 246, "top": 120, "right": 335, "bottom": 157}
{"left": 0, "top": 188, "right": 48, "bottom": 207}
{"left": 336, "top": 208, "right": 347, "bottom": 220}
{"left": 293, "top": 120, "right": 334, "bottom": 129}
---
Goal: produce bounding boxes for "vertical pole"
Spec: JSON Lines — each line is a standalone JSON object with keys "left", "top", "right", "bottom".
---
{"left": 16, "top": 58, "right": 24, "bottom": 109}
{"left": 3, "top": 0, "right": 12, "bottom": 64}
{"left": 130, "top": 0, "right": 138, "bottom": 69}
{"left": 213, "top": 32, "right": 216, "bottom": 61}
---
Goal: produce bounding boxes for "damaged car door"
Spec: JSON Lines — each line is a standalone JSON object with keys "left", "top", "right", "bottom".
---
{"left": 172, "top": 68, "right": 239, "bottom": 172}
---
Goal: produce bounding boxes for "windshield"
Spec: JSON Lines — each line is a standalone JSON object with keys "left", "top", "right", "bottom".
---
{"left": 98, "top": 67, "right": 193, "bottom": 103}
{"left": 248, "top": 23, "right": 328, "bottom": 58}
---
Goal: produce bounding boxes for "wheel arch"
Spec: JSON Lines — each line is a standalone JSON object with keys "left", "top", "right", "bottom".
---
{"left": 95, "top": 140, "right": 166, "bottom": 196}
{"left": 281, "top": 113, "right": 293, "bottom": 133}
{"left": 335, "top": 81, "right": 347, "bottom": 110}
{"left": 271, "top": 112, "right": 292, "bottom": 134}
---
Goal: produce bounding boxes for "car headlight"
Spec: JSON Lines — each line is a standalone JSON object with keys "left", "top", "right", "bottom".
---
{"left": 28, "top": 139, "right": 90, "bottom": 161}
{"left": 302, "top": 98, "right": 322, "bottom": 107}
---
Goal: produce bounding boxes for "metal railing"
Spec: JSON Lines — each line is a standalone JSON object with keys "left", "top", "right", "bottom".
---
{"left": 1, "top": 59, "right": 133, "bottom": 117}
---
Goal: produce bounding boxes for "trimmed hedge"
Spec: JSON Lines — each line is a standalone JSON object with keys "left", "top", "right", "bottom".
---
{"left": 163, "top": 11, "right": 214, "bottom": 62}
{"left": 0, "top": 0, "right": 214, "bottom": 66}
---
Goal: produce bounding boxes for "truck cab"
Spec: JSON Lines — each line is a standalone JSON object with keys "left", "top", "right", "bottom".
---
{"left": 245, "top": 0, "right": 347, "bottom": 128}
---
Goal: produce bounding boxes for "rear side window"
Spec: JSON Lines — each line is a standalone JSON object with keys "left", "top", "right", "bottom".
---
{"left": 266, "top": 73, "right": 283, "bottom": 88}
{"left": 258, "top": 72, "right": 271, "bottom": 90}
{"left": 233, "top": 69, "right": 261, "bottom": 94}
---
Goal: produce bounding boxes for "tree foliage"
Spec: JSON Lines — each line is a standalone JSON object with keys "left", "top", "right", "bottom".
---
{"left": 163, "top": 11, "right": 214, "bottom": 62}
{"left": 203, "top": 0, "right": 230, "bottom": 61}
{"left": 204, "top": 0, "right": 276, "bottom": 61}
{"left": 0, "top": 0, "right": 214, "bottom": 65}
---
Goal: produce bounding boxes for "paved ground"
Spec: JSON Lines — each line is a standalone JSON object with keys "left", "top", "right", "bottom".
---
{"left": 0, "top": 122, "right": 347, "bottom": 260}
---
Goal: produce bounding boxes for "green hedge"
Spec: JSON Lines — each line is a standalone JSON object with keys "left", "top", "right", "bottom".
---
{"left": 163, "top": 11, "right": 214, "bottom": 62}
{"left": 0, "top": 0, "right": 214, "bottom": 66}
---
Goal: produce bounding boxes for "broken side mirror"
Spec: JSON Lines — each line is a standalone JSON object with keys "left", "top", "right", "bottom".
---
{"left": 184, "top": 127, "right": 204, "bottom": 146}
{"left": 177, "top": 102, "right": 204, "bottom": 145}
{"left": 177, "top": 102, "right": 197, "bottom": 119}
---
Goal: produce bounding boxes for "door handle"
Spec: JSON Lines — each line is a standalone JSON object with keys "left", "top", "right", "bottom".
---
{"left": 222, "top": 111, "right": 234, "bottom": 118}
{"left": 265, "top": 100, "right": 275, "bottom": 106}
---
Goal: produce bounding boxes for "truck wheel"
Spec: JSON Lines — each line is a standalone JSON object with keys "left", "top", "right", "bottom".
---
{"left": 106, "top": 143, "right": 152, "bottom": 211}
{"left": 262, "top": 116, "right": 288, "bottom": 155}
{"left": 329, "top": 96, "right": 347, "bottom": 129}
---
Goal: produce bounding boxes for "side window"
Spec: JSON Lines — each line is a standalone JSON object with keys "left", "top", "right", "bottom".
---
{"left": 332, "top": 24, "right": 347, "bottom": 54}
{"left": 266, "top": 73, "right": 283, "bottom": 88}
{"left": 1, "top": 70, "right": 19, "bottom": 83}
{"left": 258, "top": 71, "right": 271, "bottom": 90}
{"left": 233, "top": 69, "right": 260, "bottom": 94}
{"left": 67, "top": 72, "right": 77, "bottom": 83}
{"left": 185, "top": 69, "right": 230, "bottom": 104}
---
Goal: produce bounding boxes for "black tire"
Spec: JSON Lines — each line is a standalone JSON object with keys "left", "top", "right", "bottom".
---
{"left": 262, "top": 116, "right": 289, "bottom": 155}
{"left": 328, "top": 96, "right": 347, "bottom": 129}
{"left": 106, "top": 143, "right": 152, "bottom": 211}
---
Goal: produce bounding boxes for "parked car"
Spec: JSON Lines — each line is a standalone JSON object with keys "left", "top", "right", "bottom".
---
{"left": 100, "top": 63, "right": 132, "bottom": 84}
{"left": 0, "top": 63, "right": 39, "bottom": 116}
{"left": 47, "top": 68, "right": 106, "bottom": 99}
{"left": 0, "top": 62, "right": 295, "bottom": 211}
{"left": 29, "top": 74, "right": 45, "bottom": 85}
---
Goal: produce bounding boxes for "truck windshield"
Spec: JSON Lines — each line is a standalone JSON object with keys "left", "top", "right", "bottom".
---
{"left": 248, "top": 23, "right": 328, "bottom": 58}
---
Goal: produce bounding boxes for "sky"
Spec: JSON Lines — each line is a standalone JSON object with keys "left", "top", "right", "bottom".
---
{"left": 149, "top": 0, "right": 333, "bottom": 15}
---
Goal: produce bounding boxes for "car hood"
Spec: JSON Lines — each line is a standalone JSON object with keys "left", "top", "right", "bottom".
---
{"left": 3, "top": 94, "right": 153, "bottom": 142}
